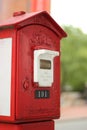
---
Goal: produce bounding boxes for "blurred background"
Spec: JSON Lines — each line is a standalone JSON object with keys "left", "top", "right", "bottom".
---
{"left": 0, "top": 0, "right": 87, "bottom": 129}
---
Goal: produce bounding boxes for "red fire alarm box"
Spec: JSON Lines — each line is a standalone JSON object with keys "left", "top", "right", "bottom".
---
{"left": 0, "top": 11, "right": 67, "bottom": 123}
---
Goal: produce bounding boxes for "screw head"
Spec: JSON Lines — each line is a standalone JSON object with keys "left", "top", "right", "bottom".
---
{"left": 13, "top": 11, "right": 26, "bottom": 17}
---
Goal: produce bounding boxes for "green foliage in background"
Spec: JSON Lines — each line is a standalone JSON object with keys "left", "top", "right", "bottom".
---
{"left": 61, "top": 25, "right": 87, "bottom": 92}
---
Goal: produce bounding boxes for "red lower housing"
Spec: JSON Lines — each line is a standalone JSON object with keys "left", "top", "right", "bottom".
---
{"left": 0, "top": 120, "right": 54, "bottom": 130}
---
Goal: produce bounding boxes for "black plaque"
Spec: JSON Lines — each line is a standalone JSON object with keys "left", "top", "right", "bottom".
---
{"left": 35, "top": 90, "right": 50, "bottom": 99}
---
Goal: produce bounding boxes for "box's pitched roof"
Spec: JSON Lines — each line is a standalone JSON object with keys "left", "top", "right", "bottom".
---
{"left": 0, "top": 11, "right": 67, "bottom": 38}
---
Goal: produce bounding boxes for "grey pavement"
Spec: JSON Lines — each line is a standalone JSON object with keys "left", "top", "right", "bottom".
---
{"left": 55, "top": 118, "right": 87, "bottom": 130}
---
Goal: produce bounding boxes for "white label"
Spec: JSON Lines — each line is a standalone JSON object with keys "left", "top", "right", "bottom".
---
{"left": 0, "top": 38, "right": 12, "bottom": 116}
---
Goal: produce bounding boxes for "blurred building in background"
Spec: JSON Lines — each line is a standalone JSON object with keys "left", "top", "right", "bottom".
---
{"left": 0, "top": 0, "right": 50, "bottom": 22}
{"left": 31, "top": 0, "right": 50, "bottom": 12}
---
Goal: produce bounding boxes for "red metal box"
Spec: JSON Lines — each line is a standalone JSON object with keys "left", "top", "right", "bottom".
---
{"left": 0, "top": 11, "right": 67, "bottom": 122}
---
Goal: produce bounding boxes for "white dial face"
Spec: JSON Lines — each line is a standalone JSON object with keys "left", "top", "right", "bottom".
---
{"left": 34, "top": 49, "right": 59, "bottom": 87}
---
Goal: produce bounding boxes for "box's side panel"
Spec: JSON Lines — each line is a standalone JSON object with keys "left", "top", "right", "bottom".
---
{"left": 0, "top": 29, "right": 17, "bottom": 122}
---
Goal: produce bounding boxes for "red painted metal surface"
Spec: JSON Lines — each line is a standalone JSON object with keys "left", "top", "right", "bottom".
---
{"left": 0, "top": 120, "right": 54, "bottom": 130}
{"left": 16, "top": 25, "right": 60, "bottom": 121}
{"left": 0, "top": 11, "right": 67, "bottom": 123}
